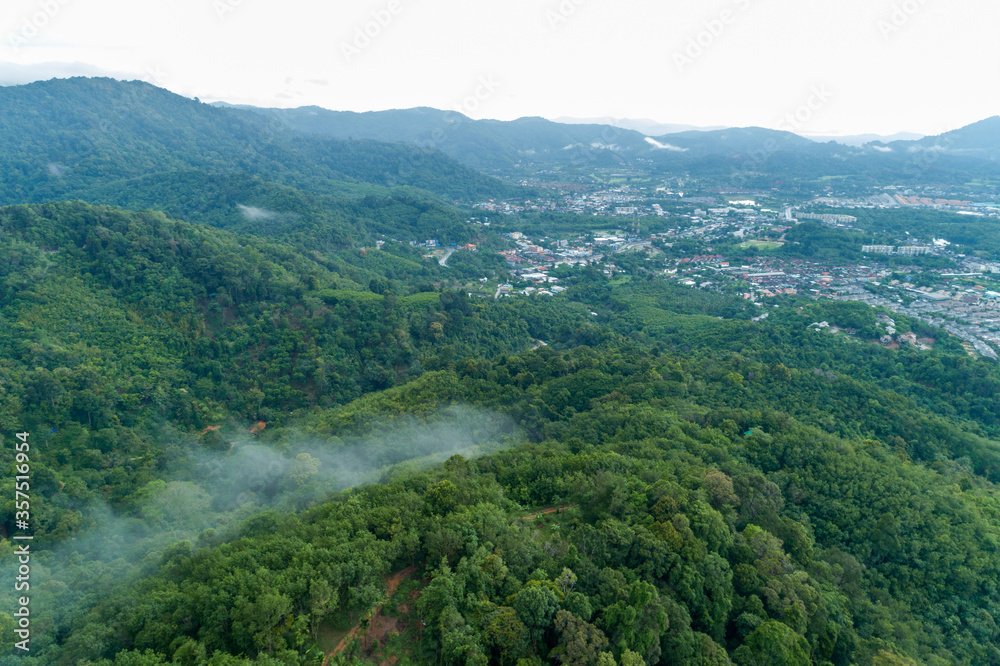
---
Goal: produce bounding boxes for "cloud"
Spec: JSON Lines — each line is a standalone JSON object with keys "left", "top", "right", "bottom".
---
{"left": 204, "top": 406, "right": 518, "bottom": 507}
{"left": 237, "top": 204, "right": 279, "bottom": 220}
{"left": 36, "top": 406, "right": 517, "bottom": 560}
{"left": 870, "top": 145, "right": 893, "bottom": 153}
{"left": 8, "top": 406, "right": 519, "bottom": 643}
{"left": 644, "top": 137, "right": 688, "bottom": 151}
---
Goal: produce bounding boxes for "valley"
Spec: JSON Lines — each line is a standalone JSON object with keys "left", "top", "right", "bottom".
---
{"left": 3, "top": 78, "right": 1000, "bottom": 666}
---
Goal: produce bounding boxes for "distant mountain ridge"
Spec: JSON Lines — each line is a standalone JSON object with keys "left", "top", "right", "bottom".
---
{"left": 247, "top": 105, "right": 854, "bottom": 176}
{"left": 886, "top": 116, "right": 1000, "bottom": 156}
{"left": 0, "top": 77, "right": 516, "bottom": 206}
{"left": 1, "top": 77, "right": 997, "bottom": 206}
{"left": 803, "top": 132, "right": 926, "bottom": 146}
{"left": 552, "top": 117, "right": 927, "bottom": 146}
{"left": 552, "top": 116, "right": 727, "bottom": 136}
{"left": 244, "top": 105, "right": 660, "bottom": 171}
{"left": 244, "top": 101, "right": 1000, "bottom": 186}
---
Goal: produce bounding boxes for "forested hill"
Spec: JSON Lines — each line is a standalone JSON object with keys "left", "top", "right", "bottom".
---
{"left": 250, "top": 103, "right": 1000, "bottom": 186}
{"left": 0, "top": 200, "right": 539, "bottom": 522}
{"left": 245, "top": 106, "right": 655, "bottom": 171}
{"left": 246, "top": 104, "right": 840, "bottom": 173}
{"left": 0, "top": 77, "right": 516, "bottom": 205}
{"left": 0, "top": 200, "right": 535, "bottom": 428}
{"left": 73, "top": 171, "right": 488, "bottom": 249}
{"left": 7, "top": 201, "right": 1000, "bottom": 664}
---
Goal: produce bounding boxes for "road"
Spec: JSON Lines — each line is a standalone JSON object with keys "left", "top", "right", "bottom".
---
{"left": 521, "top": 505, "right": 574, "bottom": 521}
{"left": 439, "top": 248, "right": 455, "bottom": 266}
{"left": 322, "top": 566, "right": 418, "bottom": 664}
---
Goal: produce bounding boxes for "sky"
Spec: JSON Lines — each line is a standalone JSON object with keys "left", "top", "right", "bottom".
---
{"left": 0, "top": 0, "right": 996, "bottom": 137}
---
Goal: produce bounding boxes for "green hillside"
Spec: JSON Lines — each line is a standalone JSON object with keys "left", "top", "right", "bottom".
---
{"left": 3, "top": 201, "right": 1000, "bottom": 665}
{"left": 0, "top": 78, "right": 517, "bottom": 209}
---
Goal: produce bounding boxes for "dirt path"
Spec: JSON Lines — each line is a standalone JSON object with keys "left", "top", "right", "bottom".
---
{"left": 521, "top": 505, "right": 574, "bottom": 521}
{"left": 322, "top": 566, "right": 418, "bottom": 665}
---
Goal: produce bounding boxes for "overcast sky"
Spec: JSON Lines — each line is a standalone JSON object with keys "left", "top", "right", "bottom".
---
{"left": 0, "top": 0, "right": 996, "bottom": 136}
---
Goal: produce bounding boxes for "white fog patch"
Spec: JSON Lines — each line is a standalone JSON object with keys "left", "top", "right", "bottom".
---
{"left": 206, "top": 406, "right": 518, "bottom": 502}
{"left": 7, "top": 407, "right": 519, "bottom": 635}
{"left": 237, "top": 204, "right": 280, "bottom": 220}
{"left": 47, "top": 162, "right": 66, "bottom": 177}
{"left": 645, "top": 137, "right": 688, "bottom": 151}
{"left": 20, "top": 406, "right": 518, "bottom": 565}
{"left": 870, "top": 145, "right": 893, "bottom": 153}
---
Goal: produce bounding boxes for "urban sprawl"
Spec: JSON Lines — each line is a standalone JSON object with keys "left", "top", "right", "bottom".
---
{"left": 462, "top": 183, "right": 1000, "bottom": 360}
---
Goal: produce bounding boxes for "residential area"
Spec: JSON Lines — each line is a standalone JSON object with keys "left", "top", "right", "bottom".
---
{"left": 472, "top": 190, "right": 1000, "bottom": 359}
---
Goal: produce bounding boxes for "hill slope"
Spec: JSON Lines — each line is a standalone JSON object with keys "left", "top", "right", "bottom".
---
{"left": 0, "top": 77, "right": 516, "bottom": 206}
{"left": 884, "top": 116, "right": 1000, "bottom": 160}
{"left": 254, "top": 102, "right": 1000, "bottom": 188}
{"left": 4, "top": 203, "right": 1000, "bottom": 664}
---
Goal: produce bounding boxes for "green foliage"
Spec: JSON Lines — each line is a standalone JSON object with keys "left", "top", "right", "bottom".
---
{"left": 0, "top": 201, "right": 538, "bottom": 537}
{"left": 10, "top": 199, "right": 1000, "bottom": 666}
{"left": 731, "top": 621, "right": 810, "bottom": 665}
{"left": 0, "top": 78, "right": 516, "bottom": 206}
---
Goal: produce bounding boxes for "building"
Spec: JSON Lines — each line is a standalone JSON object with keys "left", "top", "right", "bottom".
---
{"left": 896, "top": 246, "right": 932, "bottom": 257}
{"left": 797, "top": 213, "right": 858, "bottom": 225}
{"left": 862, "top": 245, "right": 932, "bottom": 256}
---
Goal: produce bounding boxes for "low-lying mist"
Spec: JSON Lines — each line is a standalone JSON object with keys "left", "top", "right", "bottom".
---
{"left": 200, "top": 405, "right": 517, "bottom": 515}
{"left": 0, "top": 405, "right": 520, "bottom": 634}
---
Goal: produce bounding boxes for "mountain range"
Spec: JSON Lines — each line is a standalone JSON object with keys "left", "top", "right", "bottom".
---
{"left": 0, "top": 78, "right": 519, "bottom": 200}
{"left": 6, "top": 76, "right": 1000, "bottom": 666}
{"left": 242, "top": 101, "right": 1000, "bottom": 188}
{"left": 0, "top": 77, "right": 533, "bottom": 246}
{"left": 802, "top": 132, "right": 926, "bottom": 147}
{"left": 555, "top": 118, "right": 926, "bottom": 148}
{"left": 552, "top": 116, "right": 728, "bottom": 136}
{"left": 0, "top": 76, "right": 996, "bottom": 234}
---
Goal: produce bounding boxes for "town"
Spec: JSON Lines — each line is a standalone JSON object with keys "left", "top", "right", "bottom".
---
{"left": 461, "top": 183, "right": 1000, "bottom": 360}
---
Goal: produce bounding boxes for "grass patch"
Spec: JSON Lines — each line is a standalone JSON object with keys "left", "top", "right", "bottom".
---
{"left": 401, "top": 292, "right": 441, "bottom": 308}
{"left": 314, "top": 289, "right": 384, "bottom": 305}
{"left": 739, "top": 240, "right": 784, "bottom": 250}
{"left": 316, "top": 607, "right": 356, "bottom": 652}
